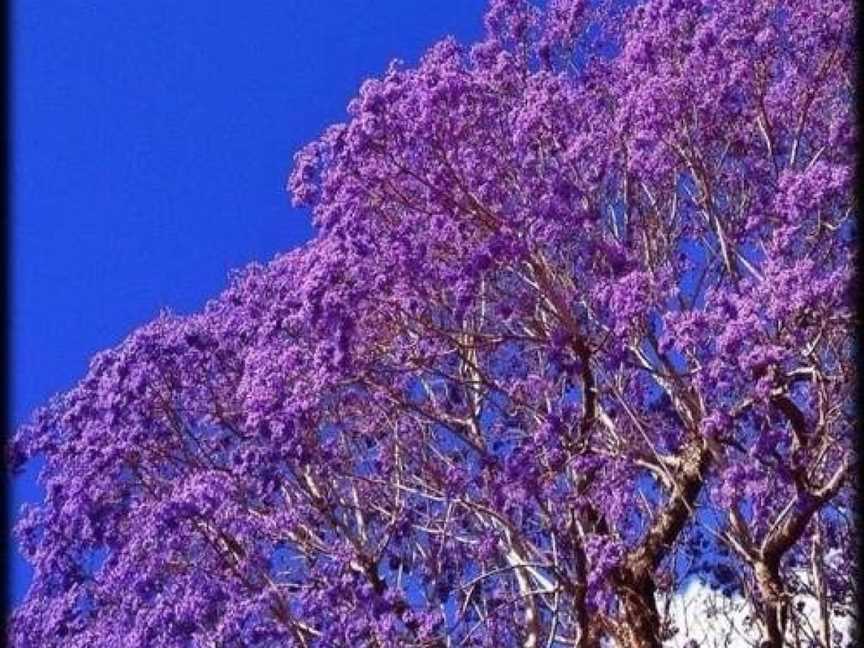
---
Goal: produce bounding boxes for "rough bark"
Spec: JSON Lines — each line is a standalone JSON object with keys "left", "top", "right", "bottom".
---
{"left": 613, "top": 440, "right": 711, "bottom": 648}
{"left": 616, "top": 570, "right": 663, "bottom": 648}
{"left": 753, "top": 561, "right": 788, "bottom": 648}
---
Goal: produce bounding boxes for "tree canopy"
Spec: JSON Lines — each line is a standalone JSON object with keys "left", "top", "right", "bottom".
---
{"left": 10, "top": 1, "right": 856, "bottom": 646}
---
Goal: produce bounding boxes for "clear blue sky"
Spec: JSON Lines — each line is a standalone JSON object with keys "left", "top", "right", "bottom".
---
{"left": 10, "top": 0, "right": 486, "bottom": 606}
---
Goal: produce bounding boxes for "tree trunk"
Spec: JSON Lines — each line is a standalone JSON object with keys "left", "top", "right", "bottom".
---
{"left": 616, "top": 571, "right": 662, "bottom": 648}
{"left": 609, "top": 441, "right": 710, "bottom": 647}
{"left": 754, "top": 561, "right": 789, "bottom": 648}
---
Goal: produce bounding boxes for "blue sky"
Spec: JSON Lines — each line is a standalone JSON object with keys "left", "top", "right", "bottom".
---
{"left": 10, "top": 0, "right": 486, "bottom": 606}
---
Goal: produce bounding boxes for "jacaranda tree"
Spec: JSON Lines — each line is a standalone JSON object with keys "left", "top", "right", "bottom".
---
{"left": 10, "top": 1, "right": 856, "bottom": 646}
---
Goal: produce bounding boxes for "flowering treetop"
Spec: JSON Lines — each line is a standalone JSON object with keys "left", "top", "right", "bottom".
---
{"left": 10, "top": 1, "right": 855, "bottom": 647}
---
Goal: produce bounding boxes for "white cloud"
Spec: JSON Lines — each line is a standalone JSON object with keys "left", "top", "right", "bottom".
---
{"left": 660, "top": 574, "right": 853, "bottom": 647}
{"left": 662, "top": 577, "right": 758, "bottom": 647}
